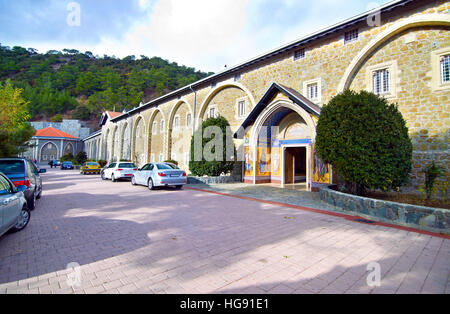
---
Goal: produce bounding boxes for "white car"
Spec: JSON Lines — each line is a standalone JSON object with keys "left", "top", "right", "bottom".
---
{"left": 101, "top": 162, "right": 137, "bottom": 182}
{"left": 0, "top": 172, "right": 30, "bottom": 237}
{"left": 131, "top": 163, "right": 187, "bottom": 190}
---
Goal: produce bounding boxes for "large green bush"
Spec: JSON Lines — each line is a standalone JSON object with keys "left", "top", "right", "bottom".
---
{"left": 189, "top": 116, "right": 235, "bottom": 176}
{"left": 316, "top": 90, "right": 412, "bottom": 196}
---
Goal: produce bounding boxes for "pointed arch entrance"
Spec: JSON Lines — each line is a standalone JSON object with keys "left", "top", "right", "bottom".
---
{"left": 236, "top": 83, "right": 331, "bottom": 190}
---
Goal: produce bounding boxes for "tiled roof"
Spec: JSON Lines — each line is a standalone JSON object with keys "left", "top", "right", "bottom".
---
{"left": 35, "top": 127, "right": 78, "bottom": 139}
{"left": 107, "top": 111, "right": 122, "bottom": 119}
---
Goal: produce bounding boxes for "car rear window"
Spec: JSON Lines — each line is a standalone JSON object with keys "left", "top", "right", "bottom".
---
{"left": 0, "top": 160, "right": 25, "bottom": 175}
{"left": 156, "top": 164, "right": 172, "bottom": 170}
{"left": 118, "top": 163, "right": 136, "bottom": 168}
{"left": 87, "top": 162, "right": 98, "bottom": 166}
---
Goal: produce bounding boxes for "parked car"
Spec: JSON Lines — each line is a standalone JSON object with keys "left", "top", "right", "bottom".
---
{"left": 0, "top": 158, "right": 45, "bottom": 210}
{"left": 60, "top": 161, "right": 74, "bottom": 170}
{"left": 48, "top": 160, "right": 60, "bottom": 168}
{"left": 101, "top": 162, "right": 137, "bottom": 182}
{"left": 0, "top": 171, "right": 30, "bottom": 237}
{"left": 131, "top": 162, "right": 187, "bottom": 190}
{"left": 80, "top": 162, "right": 101, "bottom": 175}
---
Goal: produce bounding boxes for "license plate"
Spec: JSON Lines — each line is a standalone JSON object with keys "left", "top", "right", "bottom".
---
{"left": 170, "top": 174, "right": 178, "bottom": 177}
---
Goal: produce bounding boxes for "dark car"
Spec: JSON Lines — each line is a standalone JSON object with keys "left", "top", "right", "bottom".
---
{"left": 61, "top": 161, "right": 74, "bottom": 170}
{"left": 0, "top": 158, "right": 46, "bottom": 210}
{"left": 0, "top": 171, "right": 30, "bottom": 237}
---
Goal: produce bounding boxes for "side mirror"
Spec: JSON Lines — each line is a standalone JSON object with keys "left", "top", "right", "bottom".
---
{"left": 39, "top": 169, "right": 47, "bottom": 173}
{"left": 16, "top": 185, "right": 27, "bottom": 192}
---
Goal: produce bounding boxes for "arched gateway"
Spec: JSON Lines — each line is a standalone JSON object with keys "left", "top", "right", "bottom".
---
{"left": 235, "top": 83, "right": 331, "bottom": 191}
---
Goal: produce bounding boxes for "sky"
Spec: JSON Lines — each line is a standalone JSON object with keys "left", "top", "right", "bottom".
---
{"left": 0, "top": 0, "right": 392, "bottom": 73}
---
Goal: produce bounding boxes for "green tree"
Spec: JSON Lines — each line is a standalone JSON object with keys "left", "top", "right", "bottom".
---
{"left": 315, "top": 90, "right": 413, "bottom": 196}
{"left": 75, "top": 151, "right": 88, "bottom": 165}
{"left": 189, "top": 116, "right": 235, "bottom": 176}
{"left": 0, "top": 80, "right": 35, "bottom": 157}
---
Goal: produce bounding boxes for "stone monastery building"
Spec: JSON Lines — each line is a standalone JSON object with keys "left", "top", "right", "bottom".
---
{"left": 84, "top": 0, "right": 450, "bottom": 190}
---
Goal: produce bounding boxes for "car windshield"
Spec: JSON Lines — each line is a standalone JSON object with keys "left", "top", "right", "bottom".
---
{"left": 87, "top": 162, "right": 98, "bottom": 166}
{"left": 63, "top": 162, "right": 73, "bottom": 165}
{"left": 0, "top": 160, "right": 25, "bottom": 175}
{"left": 156, "top": 164, "right": 173, "bottom": 170}
{"left": 118, "top": 163, "right": 136, "bottom": 168}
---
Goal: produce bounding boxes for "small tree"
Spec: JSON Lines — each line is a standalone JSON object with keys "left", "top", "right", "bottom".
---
{"left": 60, "top": 153, "right": 74, "bottom": 162}
{"left": 316, "top": 90, "right": 412, "bottom": 196}
{"left": 189, "top": 116, "right": 235, "bottom": 176}
{"left": 51, "top": 114, "right": 63, "bottom": 122}
{"left": 0, "top": 80, "right": 35, "bottom": 157}
{"left": 423, "top": 162, "right": 445, "bottom": 200}
{"left": 75, "top": 151, "right": 88, "bottom": 165}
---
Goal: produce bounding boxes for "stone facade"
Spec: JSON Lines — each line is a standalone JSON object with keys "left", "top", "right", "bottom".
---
{"left": 85, "top": 0, "right": 449, "bottom": 190}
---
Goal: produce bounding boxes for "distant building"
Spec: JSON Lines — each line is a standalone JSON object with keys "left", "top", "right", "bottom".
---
{"left": 83, "top": 111, "right": 125, "bottom": 162}
{"left": 22, "top": 120, "right": 91, "bottom": 164}
{"left": 30, "top": 119, "right": 91, "bottom": 139}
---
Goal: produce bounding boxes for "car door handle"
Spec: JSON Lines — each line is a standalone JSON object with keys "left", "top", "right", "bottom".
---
{"left": 1, "top": 199, "right": 12, "bottom": 205}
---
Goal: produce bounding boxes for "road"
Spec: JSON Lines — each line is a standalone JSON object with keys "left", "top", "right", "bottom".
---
{"left": 0, "top": 168, "right": 448, "bottom": 294}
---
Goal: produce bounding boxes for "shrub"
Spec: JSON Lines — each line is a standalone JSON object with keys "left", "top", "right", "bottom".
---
{"left": 51, "top": 114, "right": 63, "bottom": 122}
{"left": 316, "top": 90, "right": 413, "bottom": 196}
{"left": 164, "top": 159, "right": 178, "bottom": 165}
{"left": 423, "top": 162, "right": 445, "bottom": 200}
{"left": 97, "top": 160, "right": 107, "bottom": 167}
{"left": 60, "top": 153, "right": 74, "bottom": 162}
{"left": 75, "top": 151, "right": 88, "bottom": 165}
{"left": 189, "top": 116, "right": 235, "bottom": 176}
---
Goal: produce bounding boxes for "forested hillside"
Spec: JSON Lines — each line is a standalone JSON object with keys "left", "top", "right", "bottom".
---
{"left": 0, "top": 45, "right": 213, "bottom": 123}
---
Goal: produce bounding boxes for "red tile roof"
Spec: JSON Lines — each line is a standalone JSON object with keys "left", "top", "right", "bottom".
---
{"left": 107, "top": 111, "right": 122, "bottom": 119}
{"left": 35, "top": 127, "right": 78, "bottom": 139}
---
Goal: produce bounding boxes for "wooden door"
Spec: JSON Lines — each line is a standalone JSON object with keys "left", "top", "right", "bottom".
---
{"left": 285, "top": 148, "right": 294, "bottom": 184}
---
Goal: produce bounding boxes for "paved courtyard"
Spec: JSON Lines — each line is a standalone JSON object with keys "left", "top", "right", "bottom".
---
{"left": 0, "top": 168, "right": 448, "bottom": 294}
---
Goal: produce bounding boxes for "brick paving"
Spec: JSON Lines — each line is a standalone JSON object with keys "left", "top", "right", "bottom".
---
{"left": 0, "top": 169, "right": 448, "bottom": 294}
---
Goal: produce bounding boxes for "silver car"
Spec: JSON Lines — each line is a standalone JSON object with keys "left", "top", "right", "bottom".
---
{"left": 101, "top": 162, "right": 137, "bottom": 182}
{"left": 131, "top": 163, "right": 187, "bottom": 190}
{"left": 0, "top": 172, "right": 30, "bottom": 237}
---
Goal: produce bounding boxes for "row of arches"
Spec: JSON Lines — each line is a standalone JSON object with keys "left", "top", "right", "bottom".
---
{"left": 101, "top": 82, "right": 256, "bottom": 167}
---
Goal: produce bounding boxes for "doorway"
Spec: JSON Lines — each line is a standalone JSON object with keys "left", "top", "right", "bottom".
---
{"left": 282, "top": 145, "right": 309, "bottom": 189}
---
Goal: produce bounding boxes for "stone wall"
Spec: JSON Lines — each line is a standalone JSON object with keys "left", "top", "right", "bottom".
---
{"left": 320, "top": 186, "right": 450, "bottom": 234}
{"left": 31, "top": 119, "right": 91, "bottom": 139}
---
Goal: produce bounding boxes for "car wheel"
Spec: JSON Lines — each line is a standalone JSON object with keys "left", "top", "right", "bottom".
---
{"left": 175, "top": 185, "right": 183, "bottom": 190}
{"left": 28, "top": 193, "right": 36, "bottom": 211}
{"left": 147, "top": 178, "right": 154, "bottom": 190}
{"left": 36, "top": 189, "right": 42, "bottom": 199}
{"left": 10, "top": 206, "right": 30, "bottom": 232}
{"left": 131, "top": 176, "right": 137, "bottom": 185}
{"left": 112, "top": 174, "right": 116, "bottom": 182}
{"left": 101, "top": 172, "right": 107, "bottom": 180}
